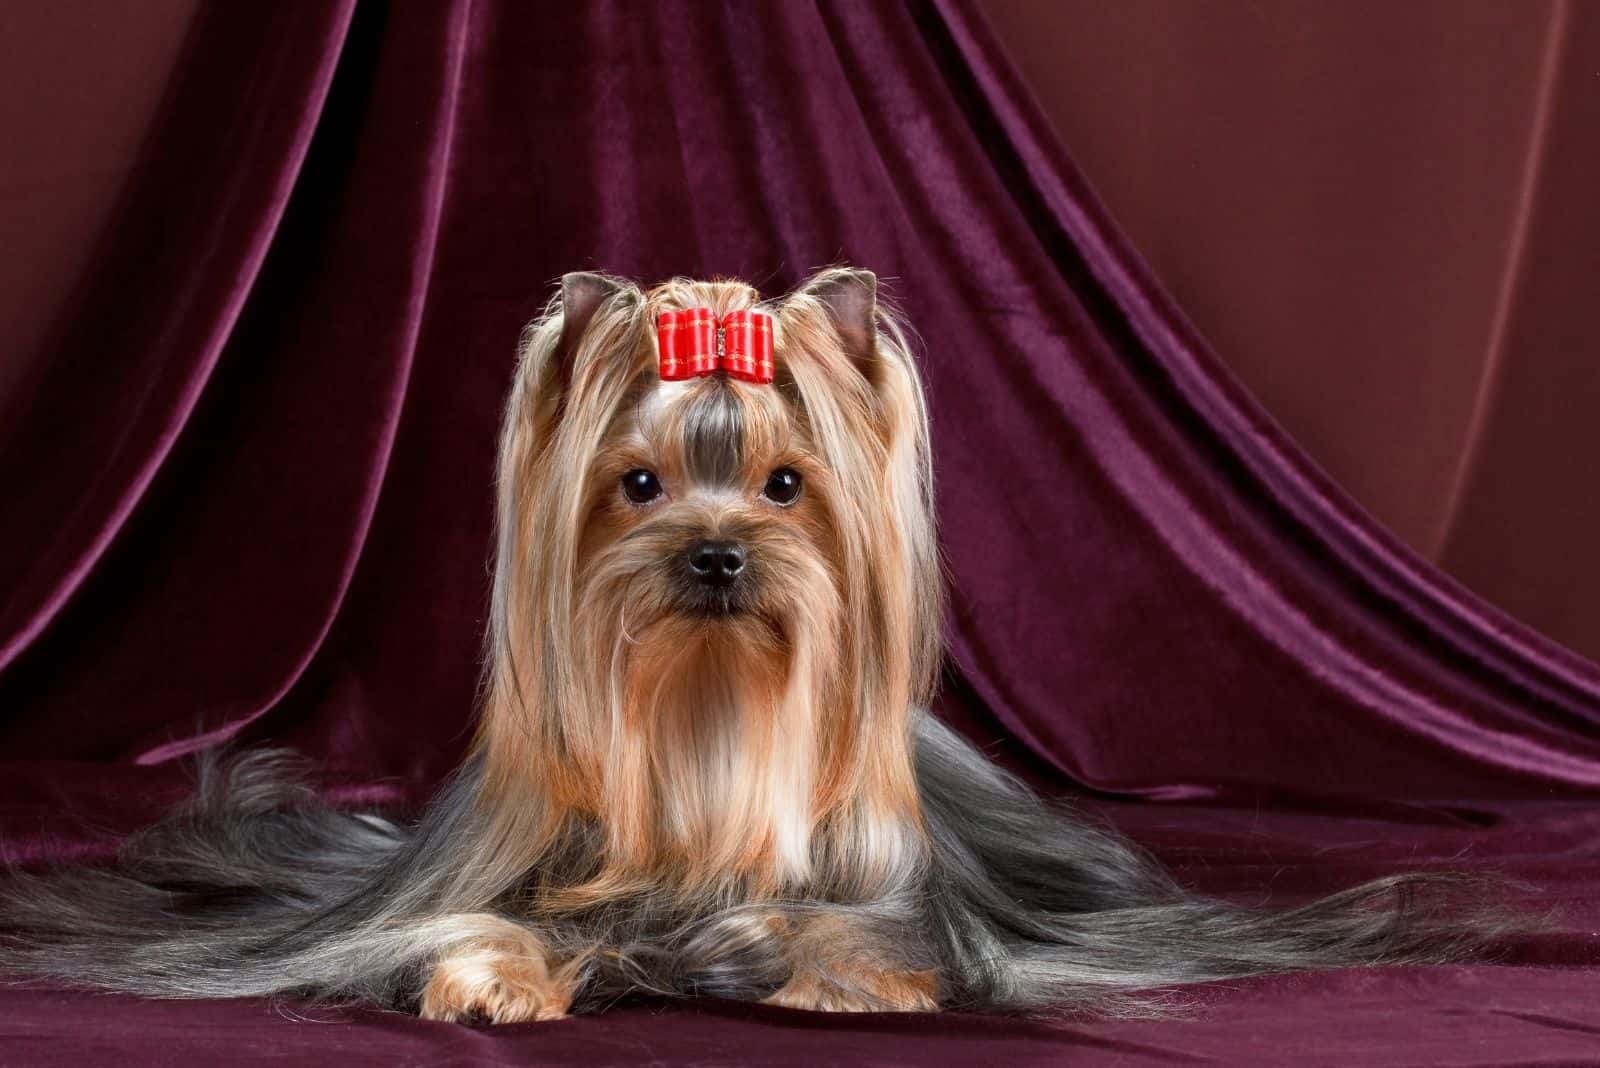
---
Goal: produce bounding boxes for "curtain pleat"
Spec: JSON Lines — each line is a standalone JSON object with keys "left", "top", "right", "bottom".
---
{"left": 0, "top": 3, "right": 354, "bottom": 676}
{"left": 4, "top": 0, "right": 1600, "bottom": 804}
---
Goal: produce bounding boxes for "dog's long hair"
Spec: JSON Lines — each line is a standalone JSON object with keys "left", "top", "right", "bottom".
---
{"left": 0, "top": 269, "right": 1509, "bottom": 1015}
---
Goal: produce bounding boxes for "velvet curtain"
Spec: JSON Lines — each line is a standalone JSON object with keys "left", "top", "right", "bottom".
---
{"left": 982, "top": 0, "right": 1600, "bottom": 666}
{"left": 3, "top": 3, "right": 1598, "bottom": 1063}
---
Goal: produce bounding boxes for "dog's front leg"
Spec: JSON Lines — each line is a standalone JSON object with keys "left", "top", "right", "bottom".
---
{"left": 763, "top": 915, "right": 940, "bottom": 1013}
{"left": 417, "top": 913, "right": 582, "bottom": 1024}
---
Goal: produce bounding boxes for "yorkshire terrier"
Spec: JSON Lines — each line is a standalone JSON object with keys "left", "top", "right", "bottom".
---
{"left": 0, "top": 268, "right": 1499, "bottom": 1022}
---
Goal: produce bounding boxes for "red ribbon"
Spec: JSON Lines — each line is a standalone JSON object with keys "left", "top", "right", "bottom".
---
{"left": 657, "top": 308, "right": 774, "bottom": 384}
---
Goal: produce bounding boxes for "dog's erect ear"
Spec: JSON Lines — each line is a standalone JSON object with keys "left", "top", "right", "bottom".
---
{"left": 556, "top": 271, "right": 623, "bottom": 373}
{"left": 525, "top": 272, "right": 626, "bottom": 440}
{"left": 795, "top": 267, "right": 881, "bottom": 383}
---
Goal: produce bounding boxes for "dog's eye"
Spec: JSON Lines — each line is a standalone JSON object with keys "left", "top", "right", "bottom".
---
{"left": 621, "top": 468, "right": 663, "bottom": 504}
{"left": 762, "top": 467, "right": 802, "bottom": 506}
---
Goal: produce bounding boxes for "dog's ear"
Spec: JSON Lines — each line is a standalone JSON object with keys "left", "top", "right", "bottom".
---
{"left": 794, "top": 267, "right": 882, "bottom": 385}
{"left": 555, "top": 271, "right": 623, "bottom": 377}
{"left": 524, "top": 272, "right": 628, "bottom": 441}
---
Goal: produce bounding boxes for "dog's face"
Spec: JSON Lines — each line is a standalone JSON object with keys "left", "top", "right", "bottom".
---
{"left": 605, "top": 379, "right": 814, "bottom": 620}
{"left": 578, "top": 371, "right": 839, "bottom": 669}
{"left": 476, "top": 268, "right": 942, "bottom": 896}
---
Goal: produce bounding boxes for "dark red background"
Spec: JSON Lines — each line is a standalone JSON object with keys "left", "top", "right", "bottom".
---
{"left": 2, "top": 3, "right": 1598, "bottom": 1064}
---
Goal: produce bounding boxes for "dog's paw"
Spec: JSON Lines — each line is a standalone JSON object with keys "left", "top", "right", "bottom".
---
{"left": 764, "top": 967, "right": 939, "bottom": 1013}
{"left": 420, "top": 947, "right": 575, "bottom": 1024}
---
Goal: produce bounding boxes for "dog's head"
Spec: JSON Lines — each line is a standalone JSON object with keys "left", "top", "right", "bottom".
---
{"left": 478, "top": 268, "right": 939, "bottom": 896}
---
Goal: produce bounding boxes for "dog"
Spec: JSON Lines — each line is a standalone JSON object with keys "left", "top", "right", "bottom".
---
{"left": 0, "top": 268, "right": 1501, "bottom": 1023}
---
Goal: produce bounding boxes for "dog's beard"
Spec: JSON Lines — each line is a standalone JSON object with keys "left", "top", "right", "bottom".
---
{"left": 568, "top": 538, "right": 839, "bottom": 897}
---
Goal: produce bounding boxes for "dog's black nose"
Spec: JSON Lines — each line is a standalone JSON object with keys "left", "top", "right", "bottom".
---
{"left": 688, "top": 539, "right": 746, "bottom": 587}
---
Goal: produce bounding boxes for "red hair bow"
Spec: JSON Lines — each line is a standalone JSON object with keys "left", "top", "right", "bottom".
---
{"left": 656, "top": 308, "right": 774, "bottom": 384}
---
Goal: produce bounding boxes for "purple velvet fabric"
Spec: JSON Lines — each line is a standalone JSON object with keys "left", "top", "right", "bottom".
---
{"left": 3, "top": 1, "right": 1599, "bottom": 1063}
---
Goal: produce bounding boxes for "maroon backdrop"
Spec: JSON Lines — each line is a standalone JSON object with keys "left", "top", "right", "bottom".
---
{"left": 983, "top": 0, "right": 1600, "bottom": 665}
{"left": 2, "top": 3, "right": 1598, "bottom": 1064}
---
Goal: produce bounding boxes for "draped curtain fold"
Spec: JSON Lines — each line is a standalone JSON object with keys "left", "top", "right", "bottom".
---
{"left": 4, "top": 0, "right": 1600, "bottom": 809}
{"left": 0, "top": 2, "right": 353, "bottom": 680}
